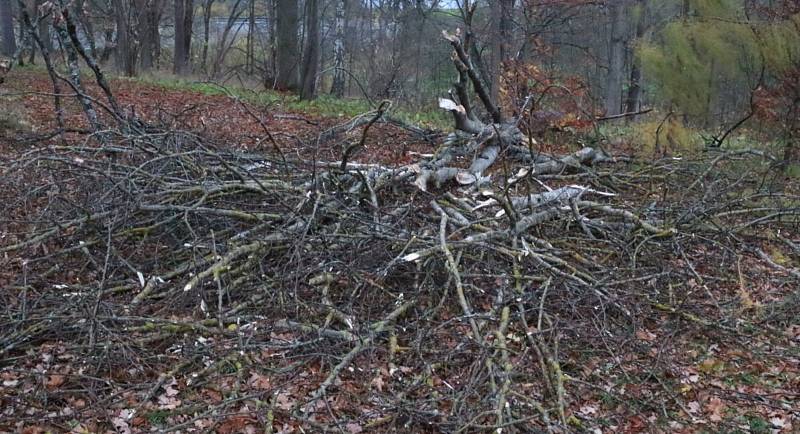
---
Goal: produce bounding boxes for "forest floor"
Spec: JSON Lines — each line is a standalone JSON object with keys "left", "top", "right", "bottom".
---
{"left": 0, "top": 69, "right": 798, "bottom": 434}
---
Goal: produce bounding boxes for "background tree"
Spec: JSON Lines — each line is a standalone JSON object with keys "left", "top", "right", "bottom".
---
{"left": 625, "top": 0, "right": 648, "bottom": 116}
{"left": 139, "top": 0, "right": 164, "bottom": 71}
{"left": 111, "top": 0, "right": 136, "bottom": 76}
{"left": 489, "top": 0, "right": 514, "bottom": 98}
{"left": 275, "top": 0, "right": 298, "bottom": 90}
{"left": 299, "top": 0, "right": 320, "bottom": 100}
{"left": 199, "top": 0, "right": 214, "bottom": 73}
{"left": 1, "top": 0, "right": 17, "bottom": 57}
{"left": 174, "top": 0, "right": 194, "bottom": 75}
{"left": 330, "top": 0, "right": 347, "bottom": 97}
{"left": 605, "top": 0, "right": 627, "bottom": 116}
{"left": 640, "top": 0, "right": 800, "bottom": 127}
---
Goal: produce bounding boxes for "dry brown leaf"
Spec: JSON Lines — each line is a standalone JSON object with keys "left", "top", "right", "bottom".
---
{"left": 45, "top": 374, "right": 65, "bottom": 389}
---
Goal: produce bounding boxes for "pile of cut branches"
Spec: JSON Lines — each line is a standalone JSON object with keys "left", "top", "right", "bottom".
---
{"left": 1, "top": 2, "right": 799, "bottom": 431}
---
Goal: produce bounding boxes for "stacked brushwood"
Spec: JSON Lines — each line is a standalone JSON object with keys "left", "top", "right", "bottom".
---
{"left": 1, "top": 2, "right": 799, "bottom": 431}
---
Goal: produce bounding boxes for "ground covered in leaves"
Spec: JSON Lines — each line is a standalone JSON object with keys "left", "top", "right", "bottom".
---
{"left": 0, "top": 70, "right": 798, "bottom": 433}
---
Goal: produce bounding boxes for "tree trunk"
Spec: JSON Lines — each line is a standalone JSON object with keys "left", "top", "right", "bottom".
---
{"left": 605, "top": 0, "right": 626, "bottom": 116}
{"left": 624, "top": 0, "right": 647, "bottom": 118}
{"left": 139, "top": 0, "right": 162, "bottom": 71}
{"left": 246, "top": 0, "right": 254, "bottom": 74}
{"left": 112, "top": 0, "right": 136, "bottom": 76}
{"left": 1, "top": 0, "right": 18, "bottom": 57}
{"left": 299, "top": 0, "right": 319, "bottom": 100}
{"left": 267, "top": 0, "right": 275, "bottom": 85}
{"left": 17, "top": 0, "right": 29, "bottom": 64}
{"left": 200, "top": 0, "right": 212, "bottom": 73}
{"left": 74, "top": 0, "right": 97, "bottom": 60}
{"left": 489, "top": 0, "right": 513, "bottom": 99}
{"left": 174, "top": 0, "right": 194, "bottom": 75}
{"left": 330, "top": 0, "right": 346, "bottom": 97}
{"left": 139, "top": 0, "right": 163, "bottom": 71}
{"left": 275, "top": 0, "right": 298, "bottom": 91}
{"left": 36, "top": 0, "right": 52, "bottom": 53}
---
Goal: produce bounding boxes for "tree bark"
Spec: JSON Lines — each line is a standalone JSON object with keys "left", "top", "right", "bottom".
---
{"left": 275, "top": 0, "right": 298, "bottom": 91}
{"left": 73, "top": 0, "right": 97, "bottom": 60}
{"left": 489, "top": 0, "right": 513, "bottom": 99}
{"left": 330, "top": 0, "right": 346, "bottom": 97}
{"left": 625, "top": 0, "right": 647, "bottom": 118}
{"left": 246, "top": 0, "right": 254, "bottom": 74}
{"left": 112, "top": 0, "right": 136, "bottom": 76}
{"left": 200, "top": 0, "right": 213, "bottom": 73}
{"left": 299, "top": 0, "right": 319, "bottom": 100}
{"left": 1, "top": 0, "right": 18, "bottom": 57}
{"left": 35, "top": 0, "right": 52, "bottom": 54}
{"left": 267, "top": 0, "right": 275, "bottom": 85}
{"left": 605, "top": 0, "right": 626, "bottom": 116}
{"left": 174, "top": 0, "right": 194, "bottom": 75}
{"left": 139, "top": 0, "right": 163, "bottom": 71}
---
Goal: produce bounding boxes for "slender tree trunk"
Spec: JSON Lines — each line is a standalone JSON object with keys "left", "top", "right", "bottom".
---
{"left": 246, "top": 0, "right": 254, "bottom": 74}
{"left": 17, "top": 0, "right": 29, "bottom": 64}
{"left": 275, "top": 0, "right": 298, "bottom": 90}
{"left": 112, "top": 0, "right": 136, "bottom": 76}
{"left": 74, "top": 0, "right": 97, "bottom": 59}
{"left": 330, "top": 0, "right": 346, "bottom": 97}
{"left": 1, "top": 0, "right": 19, "bottom": 56}
{"left": 139, "top": 0, "right": 163, "bottom": 71}
{"left": 625, "top": 0, "right": 647, "bottom": 118}
{"left": 605, "top": 0, "right": 626, "bottom": 116}
{"left": 490, "top": 0, "right": 513, "bottom": 99}
{"left": 36, "top": 0, "right": 51, "bottom": 53}
{"left": 174, "top": 0, "right": 193, "bottom": 75}
{"left": 201, "top": 0, "right": 213, "bottom": 73}
{"left": 299, "top": 0, "right": 319, "bottom": 100}
{"left": 267, "top": 0, "right": 275, "bottom": 85}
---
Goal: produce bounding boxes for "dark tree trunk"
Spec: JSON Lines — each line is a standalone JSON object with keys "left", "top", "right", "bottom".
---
{"left": 625, "top": 0, "right": 647, "bottom": 118}
{"left": 605, "top": 0, "right": 626, "bottom": 116}
{"left": 139, "top": 0, "right": 163, "bottom": 71}
{"left": 174, "top": 0, "right": 194, "bottom": 75}
{"left": 266, "top": 0, "right": 275, "bottom": 86}
{"left": 246, "top": 0, "right": 254, "bottom": 74}
{"left": 330, "top": 0, "right": 347, "bottom": 97}
{"left": 112, "top": 0, "right": 136, "bottom": 76}
{"left": 489, "top": 0, "right": 513, "bottom": 99}
{"left": 17, "top": 0, "right": 29, "bottom": 64}
{"left": 200, "top": 0, "right": 213, "bottom": 73}
{"left": 299, "top": 0, "right": 319, "bottom": 100}
{"left": 275, "top": 0, "right": 298, "bottom": 91}
{"left": 1, "top": 0, "right": 18, "bottom": 57}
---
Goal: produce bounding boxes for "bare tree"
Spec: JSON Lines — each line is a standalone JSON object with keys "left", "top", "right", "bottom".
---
{"left": 605, "top": 0, "right": 626, "bottom": 116}
{"left": 625, "top": 0, "right": 647, "bottom": 117}
{"left": 299, "top": 0, "right": 319, "bottom": 100}
{"left": 1, "top": 0, "right": 17, "bottom": 57}
{"left": 36, "top": 0, "right": 52, "bottom": 54}
{"left": 489, "top": 0, "right": 514, "bottom": 98}
{"left": 330, "top": 0, "right": 346, "bottom": 97}
{"left": 209, "top": 0, "right": 245, "bottom": 78}
{"left": 111, "top": 0, "right": 136, "bottom": 76}
{"left": 174, "top": 0, "right": 194, "bottom": 75}
{"left": 275, "top": 0, "right": 298, "bottom": 90}
{"left": 73, "top": 0, "right": 97, "bottom": 59}
{"left": 246, "top": 0, "right": 254, "bottom": 74}
{"left": 139, "top": 0, "right": 164, "bottom": 71}
{"left": 200, "top": 0, "right": 214, "bottom": 73}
